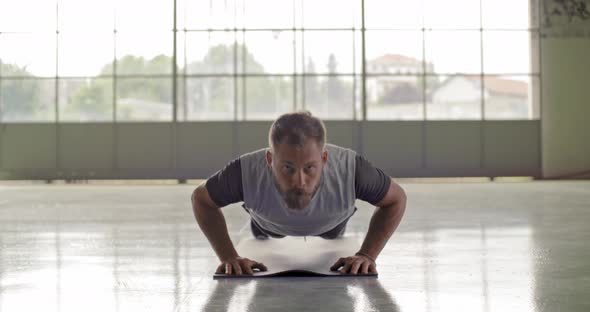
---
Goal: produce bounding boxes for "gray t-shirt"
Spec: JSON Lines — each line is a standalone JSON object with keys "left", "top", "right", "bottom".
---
{"left": 205, "top": 144, "right": 390, "bottom": 236}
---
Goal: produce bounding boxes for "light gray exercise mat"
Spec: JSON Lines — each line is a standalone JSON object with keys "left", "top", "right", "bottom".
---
{"left": 213, "top": 236, "right": 378, "bottom": 279}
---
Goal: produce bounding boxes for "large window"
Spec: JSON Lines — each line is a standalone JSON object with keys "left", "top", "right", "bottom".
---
{"left": 366, "top": 0, "right": 540, "bottom": 120}
{"left": 0, "top": 0, "right": 540, "bottom": 122}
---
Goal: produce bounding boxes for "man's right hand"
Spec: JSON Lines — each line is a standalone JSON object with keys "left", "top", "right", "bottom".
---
{"left": 216, "top": 256, "right": 268, "bottom": 275}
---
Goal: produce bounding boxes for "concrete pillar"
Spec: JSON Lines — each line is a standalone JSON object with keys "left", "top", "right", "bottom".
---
{"left": 540, "top": 3, "right": 590, "bottom": 178}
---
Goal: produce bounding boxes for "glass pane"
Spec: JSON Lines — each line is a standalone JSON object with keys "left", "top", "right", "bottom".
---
{"left": 243, "top": 31, "right": 294, "bottom": 74}
{"left": 179, "top": 77, "right": 234, "bottom": 120}
{"left": 354, "top": 30, "right": 363, "bottom": 76}
{"left": 241, "top": 0, "right": 294, "bottom": 29}
{"left": 424, "top": 0, "right": 480, "bottom": 29}
{"left": 58, "top": 32, "right": 114, "bottom": 77}
{"left": 0, "top": 34, "right": 56, "bottom": 77}
{"left": 59, "top": 78, "right": 113, "bottom": 121}
{"left": 482, "top": 0, "right": 535, "bottom": 29}
{"left": 0, "top": 0, "right": 56, "bottom": 32}
{"left": 237, "top": 75, "right": 245, "bottom": 120}
{"left": 301, "top": 0, "right": 358, "bottom": 28}
{"left": 294, "top": 74, "right": 304, "bottom": 111}
{"left": 303, "top": 31, "right": 354, "bottom": 74}
{"left": 483, "top": 31, "right": 533, "bottom": 74}
{"left": 304, "top": 75, "right": 354, "bottom": 120}
{"left": 1, "top": 78, "right": 55, "bottom": 122}
{"left": 244, "top": 76, "right": 293, "bottom": 120}
{"left": 366, "top": 76, "right": 424, "bottom": 120}
{"left": 366, "top": 31, "right": 424, "bottom": 74}
{"left": 354, "top": 75, "right": 362, "bottom": 120}
{"left": 427, "top": 75, "right": 482, "bottom": 120}
{"left": 484, "top": 75, "right": 537, "bottom": 120}
{"left": 59, "top": 0, "right": 115, "bottom": 31}
{"left": 116, "top": 32, "right": 173, "bottom": 75}
{"left": 365, "top": 0, "right": 423, "bottom": 29}
{"left": 178, "top": 0, "right": 236, "bottom": 30}
{"left": 294, "top": 31, "right": 304, "bottom": 76}
{"left": 115, "top": 0, "right": 173, "bottom": 31}
{"left": 116, "top": 78, "right": 172, "bottom": 121}
{"left": 425, "top": 31, "right": 481, "bottom": 74}
{"left": 183, "top": 31, "right": 235, "bottom": 75}
{"left": 530, "top": 32, "right": 540, "bottom": 75}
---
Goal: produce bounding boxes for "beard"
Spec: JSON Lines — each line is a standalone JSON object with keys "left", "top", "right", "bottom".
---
{"left": 281, "top": 182, "right": 321, "bottom": 211}
{"left": 271, "top": 171, "right": 323, "bottom": 211}
{"left": 283, "top": 188, "right": 312, "bottom": 210}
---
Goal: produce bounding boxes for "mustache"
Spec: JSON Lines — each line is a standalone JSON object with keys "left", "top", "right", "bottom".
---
{"left": 286, "top": 188, "right": 310, "bottom": 196}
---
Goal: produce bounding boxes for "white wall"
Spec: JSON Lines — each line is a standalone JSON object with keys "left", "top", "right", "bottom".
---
{"left": 432, "top": 77, "right": 480, "bottom": 103}
{"left": 541, "top": 37, "right": 590, "bottom": 178}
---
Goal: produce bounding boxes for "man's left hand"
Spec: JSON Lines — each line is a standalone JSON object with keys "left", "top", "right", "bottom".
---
{"left": 330, "top": 254, "right": 377, "bottom": 274}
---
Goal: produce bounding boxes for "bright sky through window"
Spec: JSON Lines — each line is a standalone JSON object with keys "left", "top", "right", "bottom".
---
{"left": 0, "top": 0, "right": 536, "bottom": 77}
{"left": 0, "top": 0, "right": 539, "bottom": 122}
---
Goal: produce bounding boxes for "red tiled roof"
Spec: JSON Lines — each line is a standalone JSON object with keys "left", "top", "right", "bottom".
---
{"left": 466, "top": 76, "right": 528, "bottom": 96}
{"left": 485, "top": 77, "right": 528, "bottom": 96}
{"left": 370, "top": 54, "right": 422, "bottom": 65}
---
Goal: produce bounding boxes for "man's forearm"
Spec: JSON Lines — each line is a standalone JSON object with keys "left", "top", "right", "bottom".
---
{"left": 192, "top": 200, "right": 239, "bottom": 261}
{"left": 358, "top": 200, "right": 406, "bottom": 261}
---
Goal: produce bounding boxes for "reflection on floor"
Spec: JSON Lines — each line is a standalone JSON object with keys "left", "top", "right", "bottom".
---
{"left": 0, "top": 181, "right": 589, "bottom": 312}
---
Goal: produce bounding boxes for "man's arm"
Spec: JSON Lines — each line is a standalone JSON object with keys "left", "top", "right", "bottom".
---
{"left": 331, "top": 178, "right": 406, "bottom": 274}
{"left": 191, "top": 184, "right": 239, "bottom": 261}
{"left": 191, "top": 184, "right": 267, "bottom": 275}
{"left": 331, "top": 153, "right": 407, "bottom": 274}
{"left": 357, "top": 178, "right": 406, "bottom": 260}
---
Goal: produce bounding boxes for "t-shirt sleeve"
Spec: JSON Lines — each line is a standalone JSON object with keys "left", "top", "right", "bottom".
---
{"left": 204, "top": 157, "right": 244, "bottom": 207}
{"left": 355, "top": 154, "right": 391, "bottom": 205}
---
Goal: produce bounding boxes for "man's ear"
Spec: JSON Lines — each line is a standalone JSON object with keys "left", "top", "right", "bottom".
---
{"left": 321, "top": 149, "right": 328, "bottom": 165}
{"left": 266, "top": 149, "right": 273, "bottom": 167}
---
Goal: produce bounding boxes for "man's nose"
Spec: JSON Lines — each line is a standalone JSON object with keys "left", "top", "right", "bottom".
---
{"left": 294, "top": 170, "right": 306, "bottom": 188}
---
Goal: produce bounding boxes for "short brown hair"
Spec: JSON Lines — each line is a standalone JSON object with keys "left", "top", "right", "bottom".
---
{"left": 268, "top": 111, "right": 327, "bottom": 150}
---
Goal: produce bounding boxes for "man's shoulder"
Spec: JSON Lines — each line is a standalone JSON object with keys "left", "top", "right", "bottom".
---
{"left": 238, "top": 144, "right": 358, "bottom": 164}
{"left": 240, "top": 147, "right": 269, "bottom": 157}
{"left": 239, "top": 147, "right": 268, "bottom": 164}
{"left": 239, "top": 147, "right": 271, "bottom": 175}
{"left": 325, "top": 143, "right": 358, "bottom": 159}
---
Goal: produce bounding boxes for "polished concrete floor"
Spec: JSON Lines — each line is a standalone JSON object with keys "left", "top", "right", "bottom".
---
{"left": 0, "top": 181, "right": 589, "bottom": 312}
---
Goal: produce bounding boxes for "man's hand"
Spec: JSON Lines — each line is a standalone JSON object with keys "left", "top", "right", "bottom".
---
{"left": 330, "top": 254, "right": 377, "bottom": 275}
{"left": 215, "top": 256, "right": 268, "bottom": 276}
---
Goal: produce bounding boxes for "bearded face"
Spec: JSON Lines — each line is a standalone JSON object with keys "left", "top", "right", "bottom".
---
{"left": 266, "top": 140, "right": 328, "bottom": 211}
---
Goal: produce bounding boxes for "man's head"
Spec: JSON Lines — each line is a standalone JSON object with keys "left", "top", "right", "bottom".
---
{"left": 266, "top": 111, "right": 328, "bottom": 211}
